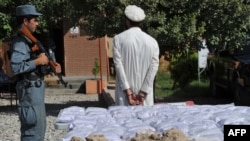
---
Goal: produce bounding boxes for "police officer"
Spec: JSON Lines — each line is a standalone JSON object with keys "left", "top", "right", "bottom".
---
{"left": 10, "top": 5, "right": 61, "bottom": 141}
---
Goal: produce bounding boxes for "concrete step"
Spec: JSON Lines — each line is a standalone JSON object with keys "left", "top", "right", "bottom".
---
{"left": 45, "top": 76, "right": 85, "bottom": 89}
{"left": 45, "top": 87, "right": 78, "bottom": 95}
{"left": 45, "top": 76, "right": 116, "bottom": 96}
{"left": 107, "top": 83, "right": 115, "bottom": 89}
{"left": 46, "top": 79, "right": 115, "bottom": 89}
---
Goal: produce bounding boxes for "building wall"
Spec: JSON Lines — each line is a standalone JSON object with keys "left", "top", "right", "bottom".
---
{"left": 63, "top": 26, "right": 109, "bottom": 78}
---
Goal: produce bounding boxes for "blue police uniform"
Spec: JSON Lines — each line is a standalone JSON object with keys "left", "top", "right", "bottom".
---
{"left": 10, "top": 34, "right": 46, "bottom": 141}
{"left": 10, "top": 5, "right": 46, "bottom": 141}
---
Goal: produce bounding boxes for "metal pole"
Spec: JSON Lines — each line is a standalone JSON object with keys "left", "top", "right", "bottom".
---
{"left": 99, "top": 38, "right": 103, "bottom": 92}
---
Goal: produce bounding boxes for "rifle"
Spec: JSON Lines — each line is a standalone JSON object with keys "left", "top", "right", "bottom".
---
{"left": 19, "top": 24, "right": 68, "bottom": 87}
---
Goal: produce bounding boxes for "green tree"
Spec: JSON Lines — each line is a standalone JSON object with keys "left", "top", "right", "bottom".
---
{"left": 1, "top": 0, "right": 250, "bottom": 87}
{"left": 1, "top": 0, "right": 250, "bottom": 56}
{"left": 0, "top": 0, "right": 14, "bottom": 42}
{"left": 198, "top": 0, "right": 250, "bottom": 53}
{"left": 0, "top": 0, "right": 87, "bottom": 41}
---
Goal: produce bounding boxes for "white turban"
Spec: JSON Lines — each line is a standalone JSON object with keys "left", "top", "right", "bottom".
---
{"left": 124, "top": 5, "right": 145, "bottom": 22}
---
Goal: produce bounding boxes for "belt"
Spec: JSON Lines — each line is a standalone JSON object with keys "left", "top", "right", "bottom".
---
{"left": 17, "top": 73, "right": 43, "bottom": 81}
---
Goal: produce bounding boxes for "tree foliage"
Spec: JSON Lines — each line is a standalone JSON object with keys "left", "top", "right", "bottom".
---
{"left": 80, "top": 0, "right": 250, "bottom": 56}
{"left": 1, "top": 0, "right": 250, "bottom": 57}
{"left": 0, "top": 0, "right": 15, "bottom": 41}
{"left": 0, "top": 0, "right": 86, "bottom": 40}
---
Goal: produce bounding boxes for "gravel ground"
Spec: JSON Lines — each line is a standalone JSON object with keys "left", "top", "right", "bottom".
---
{"left": 0, "top": 84, "right": 234, "bottom": 141}
{"left": 0, "top": 88, "right": 105, "bottom": 141}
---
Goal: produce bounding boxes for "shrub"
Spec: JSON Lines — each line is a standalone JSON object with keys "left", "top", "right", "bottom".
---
{"left": 92, "top": 58, "right": 100, "bottom": 79}
{"left": 168, "top": 53, "right": 198, "bottom": 89}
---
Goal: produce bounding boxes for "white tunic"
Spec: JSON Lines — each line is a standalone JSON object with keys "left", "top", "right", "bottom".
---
{"left": 113, "top": 27, "right": 159, "bottom": 106}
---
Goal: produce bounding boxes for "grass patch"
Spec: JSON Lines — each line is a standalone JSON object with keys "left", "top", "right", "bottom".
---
{"left": 109, "top": 72, "right": 211, "bottom": 102}
{"left": 155, "top": 72, "right": 210, "bottom": 101}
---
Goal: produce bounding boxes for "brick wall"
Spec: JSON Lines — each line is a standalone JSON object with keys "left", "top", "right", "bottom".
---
{"left": 63, "top": 26, "right": 109, "bottom": 78}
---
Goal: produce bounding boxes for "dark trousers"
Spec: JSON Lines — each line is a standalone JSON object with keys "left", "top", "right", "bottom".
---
{"left": 16, "top": 79, "right": 46, "bottom": 141}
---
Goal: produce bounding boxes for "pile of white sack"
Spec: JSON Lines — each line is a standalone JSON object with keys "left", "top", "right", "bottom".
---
{"left": 55, "top": 103, "right": 250, "bottom": 141}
